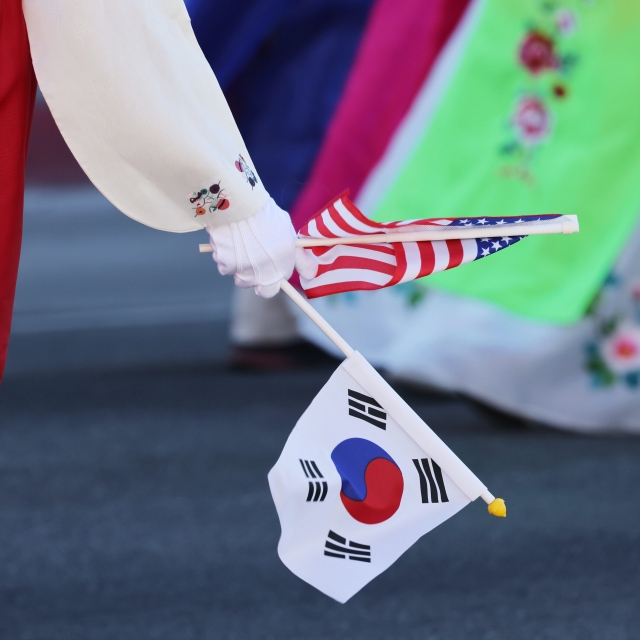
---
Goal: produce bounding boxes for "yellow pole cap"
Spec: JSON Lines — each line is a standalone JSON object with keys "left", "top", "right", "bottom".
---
{"left": 488, "top": 498, "right": 506, "bottom": 518}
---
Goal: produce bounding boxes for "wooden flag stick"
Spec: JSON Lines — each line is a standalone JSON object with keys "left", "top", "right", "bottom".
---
{"left": 279, "top": 279, "right": 354, "bottom": 359}
{"left": 199, "top": 215, "right": 578, "bottom": 252}
{"left": 197, "top": 236, "right": 506, "bottom": 516}
{"left": 277, "top": 277, "right": 505, "bottom": 516}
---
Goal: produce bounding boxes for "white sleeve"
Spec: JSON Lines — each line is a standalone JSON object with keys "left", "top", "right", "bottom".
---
{"left": 23, "top": 0, "right": 270, "bottom": 232}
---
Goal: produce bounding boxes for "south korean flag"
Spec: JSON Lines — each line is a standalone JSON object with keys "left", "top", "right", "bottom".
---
{"left": 268, "top": 352, "right": 499, "bottom": 603}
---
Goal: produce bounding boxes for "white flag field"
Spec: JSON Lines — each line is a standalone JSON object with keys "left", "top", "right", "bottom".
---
{"left": 268, "top": 349, "right": 496, "bottom": 603}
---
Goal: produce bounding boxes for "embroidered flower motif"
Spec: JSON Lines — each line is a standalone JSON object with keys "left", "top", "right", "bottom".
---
{"left": 392, "top": 281, "right": 428, "bottom": 307}
{"left": 555, "top": 9, "right": 578, "bottom": 36}
{"left": 499, "top": 2, "right": 588, "bottom": 183}
{"left": 513, "top": 96, "right": 551, "bottom": 145}
{"left": 235, "top": 154, "right": 259, "bottom": 189}
{"left": 584, "top": 274, "right": 640, "bottom": 388}
{"left": 189, "top": 182, "right": 229, "bottom": 216}
{"left": 553, "top": 84, "right": 567, "bottom": 98}
{"left": 601, "top": 324, "right": 640, "bottom": 375}
{"left": 519, "top": 31, "right": 558, "bottom": 75}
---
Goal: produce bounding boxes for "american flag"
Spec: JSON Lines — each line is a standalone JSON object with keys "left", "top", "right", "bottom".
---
{"left": 297, "top": 192, "right": 566, "bottom": 299}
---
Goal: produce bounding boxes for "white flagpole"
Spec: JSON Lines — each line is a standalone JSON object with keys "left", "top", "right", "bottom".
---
{"left": 279, "top": 278, "right": 505, "bottom": 517}
{"left": 279, "top": 279, "right": 354, "bottom": 359}
{"left": 199, "top": 214, "right": 578, "bottom": 253}
{"left": 197, "top": 243, "right": 506, "bottom": 516}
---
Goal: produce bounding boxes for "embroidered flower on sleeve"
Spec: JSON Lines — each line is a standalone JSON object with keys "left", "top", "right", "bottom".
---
{"left": 235, "top": 154, "right": 259, "bottom": 189}
{"left": 189, "top": 182, "right": 230, "bottom": 216}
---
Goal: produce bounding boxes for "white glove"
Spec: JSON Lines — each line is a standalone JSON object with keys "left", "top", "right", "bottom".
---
{"left": 294, "top": 246, "right": 320, "bottom": 281}
{"left": 206, "top": 198, "right": 297, "bottom": 298}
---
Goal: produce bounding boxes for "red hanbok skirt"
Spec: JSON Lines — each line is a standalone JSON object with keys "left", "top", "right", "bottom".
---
{"left": 0, "top": 0, "right": 36, "bottom": 381}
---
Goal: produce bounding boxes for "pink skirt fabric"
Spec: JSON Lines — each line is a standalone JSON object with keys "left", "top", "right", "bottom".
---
{"left": 290, "top": 0, "right": 470, "bottom": 230}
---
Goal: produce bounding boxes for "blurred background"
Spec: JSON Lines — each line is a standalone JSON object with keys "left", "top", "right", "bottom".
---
{"left": 1, "top": 0, "right": 639, "bottom": 637}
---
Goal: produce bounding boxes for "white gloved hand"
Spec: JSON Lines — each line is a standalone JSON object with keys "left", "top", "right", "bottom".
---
{"left": 294, "top": 246, "right": 320, "bottom": 281}
{"left": 206, "top": 198, "right": 297, "bottom": 298}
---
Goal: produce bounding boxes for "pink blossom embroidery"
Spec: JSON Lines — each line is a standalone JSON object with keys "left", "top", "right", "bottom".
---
{"left": 601, "top": 324, "right": 640, "bottom": 376}
{"left": 513, "top": 96, "right": 550, "bottom": 145}
{"left": 555, "top": 9, "right": 578, "bottom": 36}
{"left": 584, "top": 274, "right": 640, "bottom": 388}
{"left": 499, "top": 2, "right": 587, "bottom": 183}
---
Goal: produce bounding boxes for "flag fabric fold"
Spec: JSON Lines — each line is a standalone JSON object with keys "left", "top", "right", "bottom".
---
{"left": 297, "top": 192, "right": 566, "bottom": 299}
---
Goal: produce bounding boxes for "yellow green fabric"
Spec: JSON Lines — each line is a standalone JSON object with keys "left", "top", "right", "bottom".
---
{"left": 374, "top": 0, "right": 640, "bottom": 324}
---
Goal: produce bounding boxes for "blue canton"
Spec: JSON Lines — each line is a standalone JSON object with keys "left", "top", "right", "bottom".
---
{"left": 444, "top": 215, "right": 561, "bottom": 261}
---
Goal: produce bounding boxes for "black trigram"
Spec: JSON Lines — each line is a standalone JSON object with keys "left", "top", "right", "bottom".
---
{"left": 300, "top": 459, "right": 328, "bottom": 502}
{"left": 348, "top": 389, "right": 387, "bottom": 430}
{"left": 413, "top": 458, "right": 449, "bottom": 504}
{"left": 324, "top": 530, "right": 371, "bottom": 563}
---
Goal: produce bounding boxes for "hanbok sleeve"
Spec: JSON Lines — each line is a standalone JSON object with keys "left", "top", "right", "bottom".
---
{"left": 22, "top": 0, "right": 269, "bottom": 232}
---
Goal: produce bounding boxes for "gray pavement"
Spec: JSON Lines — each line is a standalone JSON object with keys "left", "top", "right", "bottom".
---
{"left": 12, "top": 188, "right": 233, "bottom": 337}
{"left": 0, "top": 187, "right": 639, "bottom": 638}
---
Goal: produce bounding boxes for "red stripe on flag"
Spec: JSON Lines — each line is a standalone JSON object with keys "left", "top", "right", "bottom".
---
{"left": 304, "top": 280, "right": 384, "bottom": 299}
{"left": 386, "top": 243, "right": 408, "bottom": 287}
{"left": 416, "top": 241, "right": 436, "bottom": 278}
{"left": 310, "top": 243, "right": 395, "bottom": 257}
{"left": 315, "top": 209, "right": 340, "bottom": 238}
{"left": 298, "top": 190, "right": 350, "bottom": 237}
{"left": 340, "top": 193, "right": 384, "bottom": 228}
{"left": 315, "top": 255, "right": 396, "bottom": 277}
{"left": 328, "top": 201, "right": 369, "bottom": 236}
{"left": 310, "top": 245, "right": 334, "bottom": 256}
{"left": 445, "top": 239, "right": 463, "bottom": 269}
{"left": 383, "top": 218, "right": 449, "bottom": 229}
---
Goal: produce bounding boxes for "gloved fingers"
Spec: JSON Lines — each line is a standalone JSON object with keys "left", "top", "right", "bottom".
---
{"left": 217, "top": 261, "right": 236, "bottom": 277}
{"left": 254, "top": 281, "right": 282, "bottom": 298}
{"left": 245, "top": 202, "right": 296, "bottom": 280}
{"left": 207, "top": 224, "right": 238, "bottom": 276}
{"left": 294, "top": 247, "right": 318, "bottom": 280}
{"left": 233, "top": 272, "right": 255, "bottom": 288}
{"left": 206, "top": 197, "right": 297, "bottom": 295}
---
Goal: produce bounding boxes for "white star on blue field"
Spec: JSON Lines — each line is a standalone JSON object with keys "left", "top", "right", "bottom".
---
{"left": 444, "top": 214, "right": 561, "bottom": 262}
{"left": 449, "top": 214, "right": 559, "bottom": 227}
{"left": 476, "top": 234, "right": 525, "bottom": 260}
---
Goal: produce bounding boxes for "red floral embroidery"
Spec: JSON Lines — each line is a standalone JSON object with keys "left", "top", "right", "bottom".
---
{"left": 585, "top": 275, "right": 640, "bottom": 388}
{"left": 189, "top": 182, "right": 230, "bottom": 216}
{"left": 499, "top": 3, "right": 586, "bottom": 183}
{"left": 519, "top": 32, "right": 558, "bottom": 75}
{"left": 553, "top": 84, "right": 567, "bottom": 98}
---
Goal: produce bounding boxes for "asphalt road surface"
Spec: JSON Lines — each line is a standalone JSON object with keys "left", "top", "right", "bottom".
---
{"left": 1, "top": 186, "right": 639, "bottom": 639}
